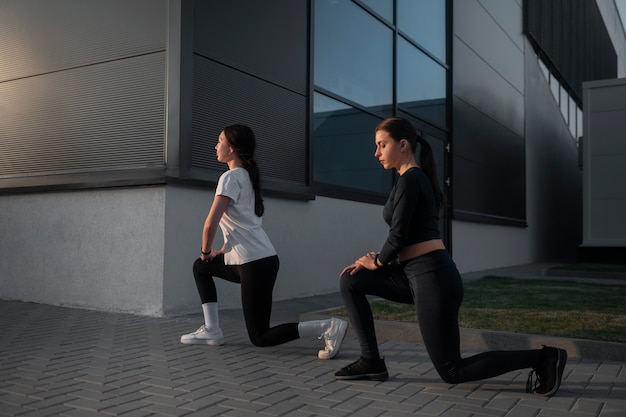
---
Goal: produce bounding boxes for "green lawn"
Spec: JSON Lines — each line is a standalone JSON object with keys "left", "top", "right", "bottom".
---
{"left": 328, "top": 276, "right": 626, "bottom": 343}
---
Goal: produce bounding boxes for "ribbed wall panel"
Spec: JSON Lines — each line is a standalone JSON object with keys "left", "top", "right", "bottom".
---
{"left": 0, "top": 0, "right": 166, "bottom": 83}
{"left": 193, "top": 0, "right": 307, "bottom": 95}
{"left": 524, "top": 0, "right": 617, "bottom": 101}
{"left": 0, "top": 53, "right": 166, "bottom": 177}
{"left": 191, "top": 56, "right": 306, "bottom": 183}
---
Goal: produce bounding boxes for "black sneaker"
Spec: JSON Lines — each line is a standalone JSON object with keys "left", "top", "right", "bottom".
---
{"left": 526, "top": 345, "right": 567, "bottom": 396}
{"left": 335, "top": 357, "right": 389, "bottom": 381}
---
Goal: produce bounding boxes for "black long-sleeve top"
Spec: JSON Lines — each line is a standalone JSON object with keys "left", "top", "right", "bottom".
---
{"left": 378, "top": 167, "right": 440, "bottom": 265}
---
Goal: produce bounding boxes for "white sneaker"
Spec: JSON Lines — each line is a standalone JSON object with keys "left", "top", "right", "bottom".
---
{"left": 318, "top": 318, "right": 348, "bottom": 360}
{"left": 180, "top": 326, "right": 224, "bottom": 346}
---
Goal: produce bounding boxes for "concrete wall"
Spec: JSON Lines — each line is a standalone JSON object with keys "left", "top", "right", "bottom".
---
{"left": 0, "top": 184, "right": 388, "bottom": 316}
{"left": 0, "top": 187, "right": 165, "bottom": 315}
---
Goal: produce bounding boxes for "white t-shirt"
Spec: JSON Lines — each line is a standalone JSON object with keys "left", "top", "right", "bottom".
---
{"left": 215, "top": 167, "right": 276, "bottom": 265}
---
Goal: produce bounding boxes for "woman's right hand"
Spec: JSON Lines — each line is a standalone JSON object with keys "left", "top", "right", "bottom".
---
{"left": 340, "top": 251, "right": 378, "bottom": 277}
{"left": 340, "top": 262, "right": 360, "bottom": 277}
{"left": 200, "top": 250, "right": 216, "bottom": 262}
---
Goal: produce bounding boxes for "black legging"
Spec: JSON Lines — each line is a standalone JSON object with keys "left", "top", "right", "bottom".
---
{"left": 192, "top": 254, "right": 299, "bottom": 347}
{"left": 340, "top": 249, "right": 540, "bottom": 384}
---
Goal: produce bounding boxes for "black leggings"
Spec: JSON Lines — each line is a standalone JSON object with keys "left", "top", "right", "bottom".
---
{"left": 192, "top": 254, "right": 299, "bottom": 347}
{"left": 340, "top": 249, "right": 540, "bottom": 384}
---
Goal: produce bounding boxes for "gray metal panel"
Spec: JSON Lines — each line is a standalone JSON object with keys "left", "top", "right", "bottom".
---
{"left": 589, "top": 199, "right": 626, "bottom": 241}
{"left": 0, "top": 0, "right": 167, "bottom": 82}
{"left": 452, "top": 97, "right": 525, "bottom": 222}
{"left": 587, "top": 110, "right": 626, "bottom": 155}
{"left": 192, "top": 0, "right": 308, "bottom": 95}
{"left": 589, "top": 154, "right": 626, "bottom": 200}
{"left": 477, "top": 0, "right": 524, "bottom": 51}
{"left": 586, "top": 84, "right": 626, "bottom": 113}
{"left": 0, "top": 53, "right": 166, "bottom": 177}
{"left": 583, "top": 78, "right": 626, "bottom": 246}
{"left": 524, "top": 40, "right": 582, "bottom": 258}
{"left": 453, "top": 38, "right": 524, "bottom": 136}
{"left": 452, "top": 0, "right": 526, "bottom": 223}
{"left": 455, "top": 0, "right": 524, "bottom": 92}
{"left": 191, "top": 56, "right": 306, "bottom": 184}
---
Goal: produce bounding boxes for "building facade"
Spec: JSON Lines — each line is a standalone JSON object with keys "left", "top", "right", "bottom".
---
{"left": 1, "top": 0, "right": 624, "bottom": 316}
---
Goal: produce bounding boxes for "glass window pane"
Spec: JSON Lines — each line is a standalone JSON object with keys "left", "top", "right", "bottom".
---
{"left": 538, "top": 57, "right": 550, "bottom": 81}
{"left": 360, "top": 0, "right": 393, "bottom": 22}
{"left": 549, "top": 74, "right": 560, "bottom": 104}
{"left": 314, "top": 0, "right": 393, "bottom": 114}
{"left": 568, "top": 96, "right": 576, "bottom": 138}
{"left": 397, "top": 38, "right": 447, "bottom": 127}
{"left": 577, "top": 107, "right": 583, "bottom": 139}
{"left": 313, "top": 93, "right": 391, "bottom": 194}
{"left": 559, "top": 85, "right": 568, "bottom": 123}
{"left": 397, "top": 0, "right": 446, "bottom": 62}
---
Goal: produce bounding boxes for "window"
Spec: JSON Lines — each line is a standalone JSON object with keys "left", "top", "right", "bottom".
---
{"left": 313, "top": 93, "right": 391, "bottom": 194}
{"left": 314, "top": 0, "right": 392, "bottom": 114}
{"left": 538, "top": 55, "right": 583, "bottom": 141}
{"left": 568, "top": 96, "right": 577, "bottom": 138}
{"left": 397, "top": 0, "right": 446, "bottom": 62}
{"left": 559, "top": 85, "right": 569, "bottom": 123}
{"left": 397, "top": 37, "right": 447, "bottom": 127}
{"left": 360, "top": 0, "right": 393, "bottom": 22}
{"left": 313, "top": 0, "right": 449, "bottom": 199}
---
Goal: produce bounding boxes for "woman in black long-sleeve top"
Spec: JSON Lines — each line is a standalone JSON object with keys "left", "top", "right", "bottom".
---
{"left": 335, "top": 117, "right": 567, "bottom": 397}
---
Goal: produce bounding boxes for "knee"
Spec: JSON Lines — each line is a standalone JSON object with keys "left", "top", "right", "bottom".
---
{"left": 339, "top": 271, "right": 358, "bottom": 293}
{"left": 439, "top": 372, "right": 461, "bottom": 385}
{"left": 435, "top": 360, "right": 464, "bottom": 385}
{"left": 248, "top": 333, "right": 270, "bottom": 347}
{"left": 192, "top": 257, "right": 204, "bottom": 274}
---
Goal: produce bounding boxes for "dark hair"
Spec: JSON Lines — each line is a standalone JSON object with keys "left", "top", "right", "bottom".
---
{"left": 222, "top": 124, "right": 265, "bottom": 217}
{"left": 375, "top": 117, "right": 446, "bottom": 209}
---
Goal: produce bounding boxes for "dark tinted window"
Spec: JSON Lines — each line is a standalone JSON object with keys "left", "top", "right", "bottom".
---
{"left": 314, "top": 0, "right": 393, "bottom": 113}
{"left": 397, "top": 0, "right": 446, "bottom": 62}
{"left": 313, "top": 93, "right": 391, "bottom": 194}
{"left": 397, "top": 37, "right": 447, "bottom": 127}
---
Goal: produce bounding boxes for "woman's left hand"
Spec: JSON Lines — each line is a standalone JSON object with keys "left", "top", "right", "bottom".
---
{"left": 340, "top": 252, "right": 379, "bottom": 277}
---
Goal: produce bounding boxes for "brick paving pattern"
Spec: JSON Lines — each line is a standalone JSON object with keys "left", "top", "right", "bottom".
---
{"left": 1, "top": 298, "right": 625, "bottom": 417}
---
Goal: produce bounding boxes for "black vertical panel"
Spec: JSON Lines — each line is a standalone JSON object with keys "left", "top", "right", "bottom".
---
{"left": 452, "top": 98, "right": 526, "bottom": 224}
{"left": 193, "top": 0, "right": 307, "bottom": 95}
{"left": 524, "top": 0, "right": 617, "bottom": 101}
{"left": 188, "top": 0, "right": 308, "bottom": 188}
{"left": 191, "top": 57, "right": 306, "bottom": 184}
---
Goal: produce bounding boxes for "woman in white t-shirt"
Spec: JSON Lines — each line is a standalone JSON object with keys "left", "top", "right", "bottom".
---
{"left": 181, "top": 124, "right": 347, "bottom": 359}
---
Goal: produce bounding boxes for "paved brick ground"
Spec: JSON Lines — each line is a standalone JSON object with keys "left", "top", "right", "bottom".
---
{"left": 1, "top": 297, "right": 625, "bottom": 417}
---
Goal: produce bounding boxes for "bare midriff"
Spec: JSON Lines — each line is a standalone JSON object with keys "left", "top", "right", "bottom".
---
{"left": 397, "top": 239, "right": 445, "bottom": 262}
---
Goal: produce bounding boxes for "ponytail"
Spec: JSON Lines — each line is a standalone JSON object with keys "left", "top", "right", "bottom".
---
{"left": 416, "top": 136, "right": 446, "bottom": 209}
{"left": 222, "top": 124, "right": 265, "bottom": 217}
{"left": 242, "top": 157, "right": 264, "bottom": 217}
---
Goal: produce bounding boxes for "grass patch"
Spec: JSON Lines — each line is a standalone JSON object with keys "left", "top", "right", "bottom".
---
{"left": 327, "top": 276, "right": 626, "bottom": 343}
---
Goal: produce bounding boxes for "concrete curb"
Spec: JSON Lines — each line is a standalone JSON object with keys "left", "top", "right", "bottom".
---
{"left": 301, "top": 308, "right": 626, "bottom": 362}
{"left": 543, "top": 267, "right": 626, "bottom": 280}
